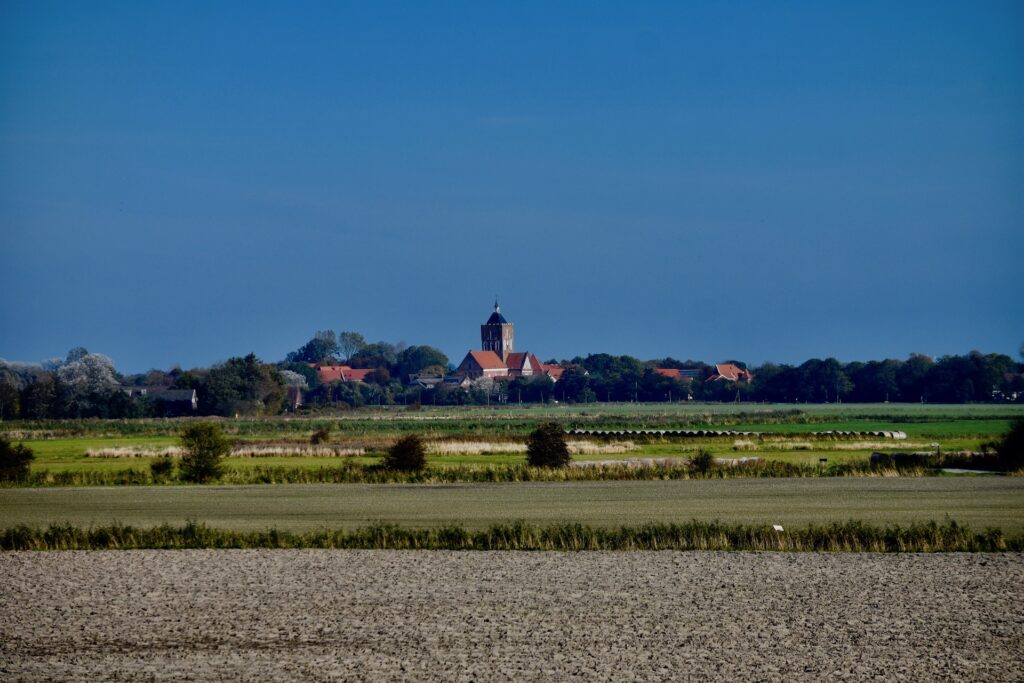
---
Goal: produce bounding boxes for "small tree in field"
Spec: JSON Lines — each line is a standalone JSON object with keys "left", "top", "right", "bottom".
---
{"left": 993, "top": 417, "right": 1024, "bottom": 471}
{"left": 179, "top": 423, "right": 230, "bottom": 482}
{"left": 527, "top": 422, "right": 570, "bottom": 468}
{"left": 690, "top": 449, "right": 714, "bottom": 475}
{"left": 384, "top": 434, "right": 426, "bottom": 471}
{"left": 0, "top": 436, "right": 35, "bottom": 482}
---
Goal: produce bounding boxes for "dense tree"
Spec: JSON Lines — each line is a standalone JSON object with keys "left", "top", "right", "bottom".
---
{"left": 277, "top": 361, "right": 319, "bottom": 388}
{"left": 0, "top": 436, "right": 34, "bottom": 482}
{"left": 199, "top": 354, "right": 286, "bottom": 416}
{"left": 526, "top": 422, "right": 570, "bottom": 467}
{"left": 348, "top": 342, "right": 399, "bottom": 369}
{"left": 0, "top": 367, "right": 22, "bottom": 420}
{"left": 897, "top": 353, "right": 934, "bottom": 402}
{"left": 285, "top": 330, "right": 339, "bottom": 364}
{"left": 55, "top": 353, "right": 121, "bottom": 417}
{"left": 991, "top": 418, "right": 1024, "bottom": 471}
{"left": 65, "top": 347, "right": 89, "bottom": 364}
{"left": 395, "top": 346, "right": 449, "bottom": 380}
{"left": 582, "top": 354, "right": 645, "bottom": 402}
{"left": 21, "top": 372, "right": 57, "bottom": 418}
{"left": 178, "top": 423, "right": 230, "bottom": 483}
{"left": 554, "top": 366, "right": 593, "bottom": 403}
{"left": 508, "top": 375, "right": 555, "bottom": 403}
{"left": 384, "top": 434, "right": 427, "bottom": 471}
{"left": 278, "top": 370, "right": 309, "bottom": 388}
{"left": 338, "top": 331, "right": 367, "bottom": 361}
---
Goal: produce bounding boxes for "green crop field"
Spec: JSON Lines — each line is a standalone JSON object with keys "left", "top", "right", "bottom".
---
{"left": 2, "top": 478, "right": 1022, "bottom": 532}
{"left": 4, "top": 402, "right": 1020, "bottom": 477}
{"left": 4, "top": 401, "right": 1019, "bottom": 475}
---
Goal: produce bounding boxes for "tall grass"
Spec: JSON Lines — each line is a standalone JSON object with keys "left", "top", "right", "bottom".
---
{"left": 6, "top": 460, "right": 940, "bottom": 487}
{"left": 1, "top": 519, "right": 1017, "bottom": 552}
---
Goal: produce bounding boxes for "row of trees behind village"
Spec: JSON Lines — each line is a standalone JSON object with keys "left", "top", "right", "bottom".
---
{"left": 0, "top": 331, "right": 1021, "bottom": 419}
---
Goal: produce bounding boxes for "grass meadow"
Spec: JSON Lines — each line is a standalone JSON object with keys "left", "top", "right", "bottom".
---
{"left": 5, "top": 403, "right": 1020, "bottom": 477}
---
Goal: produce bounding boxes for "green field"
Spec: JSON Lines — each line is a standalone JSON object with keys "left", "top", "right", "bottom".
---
{"left": 3, "top": 478, "right": 1022, "bottom": 532}
{"left": 5, "top": 403, "right": 1021, "bottom": 477}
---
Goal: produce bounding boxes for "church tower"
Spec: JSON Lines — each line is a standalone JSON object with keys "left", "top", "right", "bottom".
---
{"left": 481, "top": 300, "right": 514, "bottom": 361}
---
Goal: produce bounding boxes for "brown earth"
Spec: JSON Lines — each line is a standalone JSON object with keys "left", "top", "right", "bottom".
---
{"left": 1, "top": 550, "right": 1022, "bottom": 682}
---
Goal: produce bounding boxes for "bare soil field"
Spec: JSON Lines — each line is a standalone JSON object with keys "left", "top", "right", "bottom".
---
{"left": 2, "top": 550, "right": 1022, "bottom": 682}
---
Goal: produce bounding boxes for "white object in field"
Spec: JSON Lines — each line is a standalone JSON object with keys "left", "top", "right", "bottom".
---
{"left": 773, "top": 525, "right": 785, "bottom": 532}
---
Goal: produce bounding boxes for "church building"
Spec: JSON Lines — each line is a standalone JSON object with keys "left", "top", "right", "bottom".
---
{"left": 455, "top": 302, "right": 558, "bottom": 382}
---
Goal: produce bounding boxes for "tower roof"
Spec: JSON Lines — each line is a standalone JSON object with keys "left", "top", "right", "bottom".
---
{"left": 485, "top": 300, "right": 509, "bottom": 325}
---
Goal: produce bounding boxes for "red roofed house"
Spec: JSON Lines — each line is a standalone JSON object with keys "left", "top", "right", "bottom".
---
{"left": 315, "top": 365, "right": 376, "bottom": 384}
{"left": 706, "top": 363, "right": 753, "bottom": 383}
{"left": 317, "top": 365, "right": 348, "bottom": 384}
{"left": 541, "top": 364, "right": 564, "bottom": 382}
{"left": 456, "top": 350, "right": 509, "bottom": 380}
{"left": 654, "top": 368, "right": 683, "bottom": 380}
{"left": 505, "top": 352, "right": 544, "bottom": 378}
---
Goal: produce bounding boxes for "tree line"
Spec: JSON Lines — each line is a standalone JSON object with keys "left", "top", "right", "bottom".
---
{"left": 1, "top": 333, "right": 1021, "bottom": 419}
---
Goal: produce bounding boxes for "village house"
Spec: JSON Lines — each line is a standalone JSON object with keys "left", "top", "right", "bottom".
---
{"left": 706, "top": 363, "right": 753, "bottom": 382}
{"left": 309, "top": 364, "right": 374, "bottom": 384}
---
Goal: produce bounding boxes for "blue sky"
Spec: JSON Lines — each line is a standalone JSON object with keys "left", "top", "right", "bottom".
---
{"left": 1, "top": 1, "right": 1021, "bottom": 373}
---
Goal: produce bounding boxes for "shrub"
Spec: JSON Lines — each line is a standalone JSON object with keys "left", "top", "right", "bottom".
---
{"left": 384, "top": 434, "right": 427, "bottom": 471}
{"left": 993, "top": 417, "right": 1024, "bottom": 471}
{"left": 690, "top": 449, "right": 714, "bottom": 475}
{"left": 0, "top": 436, "right": 35, "bottom": 482}
{"left": 310, "top": 426, "right": 332, "bottom": 445}
{"left": 526, "top": 422, "right": 570, "bottom": 468}
{"left": 178, "top": 423, "right": 230, "bottom": 482}
{"left": 150, "top": 456, "right": 175, "bottom": 481}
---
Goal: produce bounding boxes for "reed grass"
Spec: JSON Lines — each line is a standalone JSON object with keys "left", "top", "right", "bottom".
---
{"left": 6, "top": 460, "right": 938, "bottom": 487}
{"left": 1, "top": 519, "right": 1017, "bottom": 552}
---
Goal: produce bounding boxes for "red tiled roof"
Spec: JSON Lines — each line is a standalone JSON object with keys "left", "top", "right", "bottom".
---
{"left": 316, "top": 365, "right": 376, "bottom": 383}
{"left": 345, "top": 368, "right": 374, "bottom": 382}
{"left": 527, "top": 354, "right": 543, "bottom": 373}
{"left": 468, "top": 350, "right": 507, "bottom": 370}
{"left": 505, "top": 352, "right": 527, "bottom": 371}
{"left": 655, "top": 368, "right": 683, "bottom": 380}
{"left": 709, "top": 363, "right": 752, "bottom": 382}
{"left": 542, "top": 364, "right": 564, "bottom": 380}
{"left": 317, "top": 365, "right": 351, "bottom": 383}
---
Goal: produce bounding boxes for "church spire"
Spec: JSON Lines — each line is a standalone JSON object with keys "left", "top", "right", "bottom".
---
{"left": 481, "top": 299, "right": 513, "bottom": 361}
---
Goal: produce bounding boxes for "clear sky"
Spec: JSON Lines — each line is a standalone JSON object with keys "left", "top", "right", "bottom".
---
{"left": 1, "top": 1, "right": 1021, "bottom": 373}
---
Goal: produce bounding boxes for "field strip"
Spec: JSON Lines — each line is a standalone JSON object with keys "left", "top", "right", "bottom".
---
{"left": 2, "top": 551, "right": 1022, "bottom": 681}
{"left": 2, "top": 478, "right": 1022, "bottom": 532}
